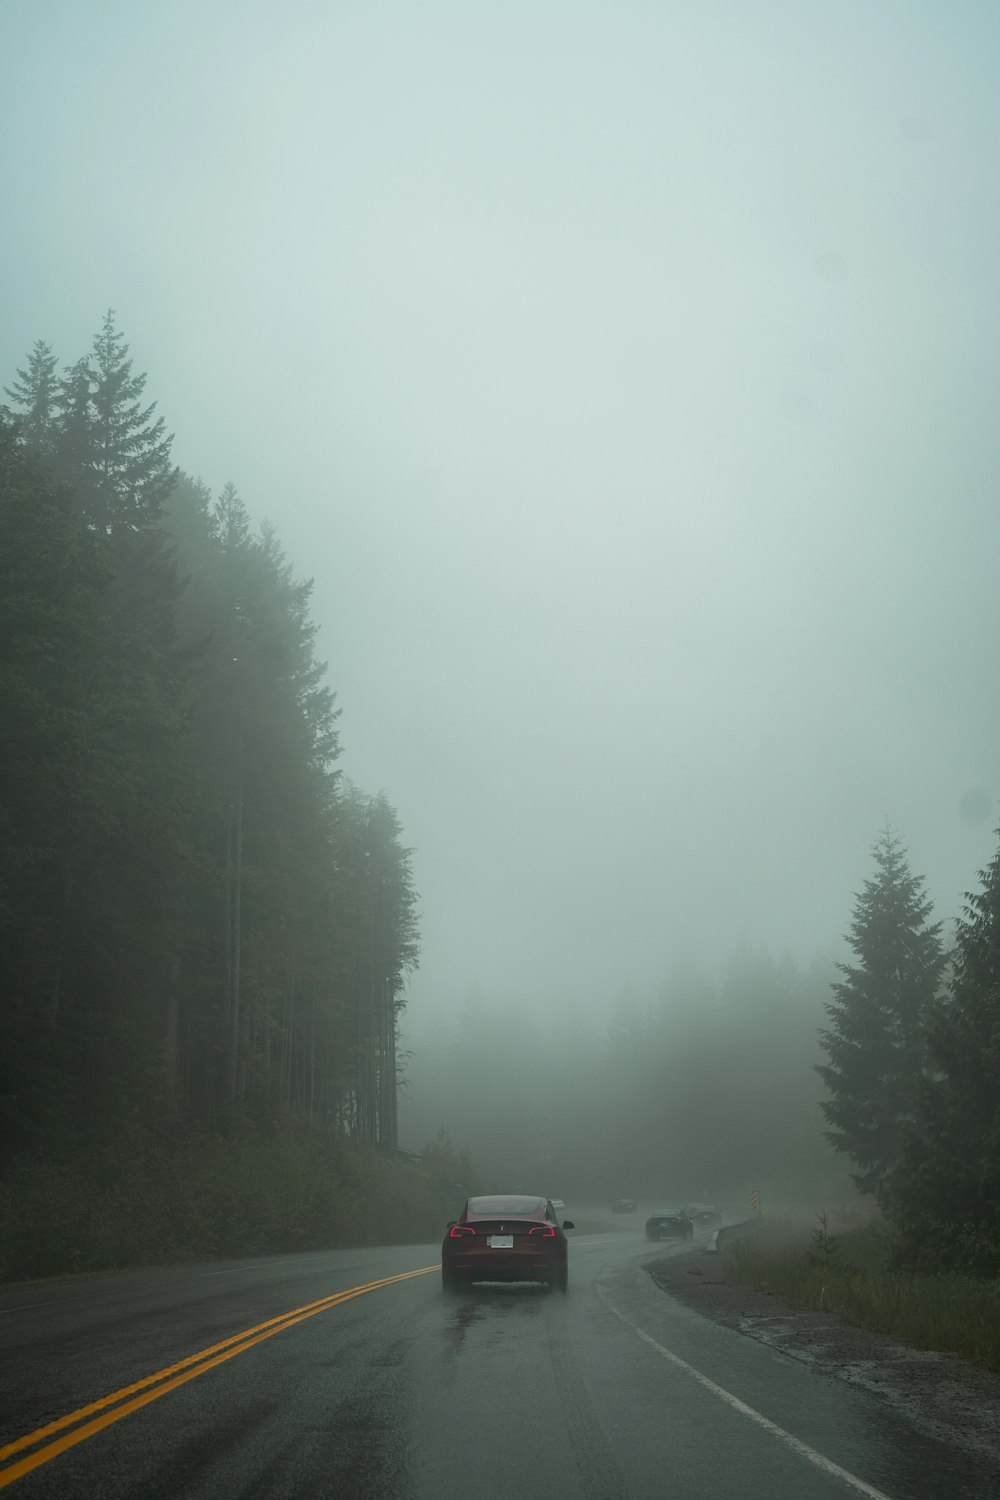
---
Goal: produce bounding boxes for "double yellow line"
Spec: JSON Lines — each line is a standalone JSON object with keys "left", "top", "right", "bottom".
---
{"left": 0, "top": 1264, "right": 439, "bottom": 1490}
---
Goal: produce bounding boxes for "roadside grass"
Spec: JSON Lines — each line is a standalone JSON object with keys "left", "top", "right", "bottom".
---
{"left": 0, "top": 1130, "right": 455, "bottom": 1283}
{"left": 725, "top": 1221, "right": 1000, "bottom": 1371}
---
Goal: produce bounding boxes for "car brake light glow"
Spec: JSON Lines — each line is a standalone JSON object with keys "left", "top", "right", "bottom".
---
{"left": 448, "top": 1224, "right": 476, "bottom": 1238}
{"left": 528, "top": 1225, "right": 556, "bottom": 1237}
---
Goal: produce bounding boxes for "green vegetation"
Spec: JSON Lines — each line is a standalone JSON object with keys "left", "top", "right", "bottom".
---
{"left": 1, "top": 317, "right": 424, "bottom": 1280}
{"left": 0, "top": 1129, "right": 469, "bottom": 1284}
{"left": 889, "top": 838, "right": 1000, "bottom": 1277}
{"left": 726, "top": 1222, "right": 1000, "bottom": 1371}
{"left": 816, "top": 829, "right": 945, "bottom": 1203}
{"left": 814, "top": 830, "right": 1000, "bottom": 1283}
{"left": 4, "top": 315, "right": 999, "bottom": 1291}
{"left": 402, "top": 950, "right": 849, "bottom": 1202}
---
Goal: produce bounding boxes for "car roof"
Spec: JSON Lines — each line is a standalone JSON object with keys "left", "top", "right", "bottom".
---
{"left": 649, "top": 1207, "right": 686, "bottom": 1215}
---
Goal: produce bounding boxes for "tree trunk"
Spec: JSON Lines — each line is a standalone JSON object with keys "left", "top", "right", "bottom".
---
{"left": 165, "top": 952, "right": 180, "bottom": 1112}
{"left": 227, "top": 736, "right": 244, "bottom": 1106}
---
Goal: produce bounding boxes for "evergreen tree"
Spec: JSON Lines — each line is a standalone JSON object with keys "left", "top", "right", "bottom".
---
{"left": 61, "top": 519, "right": 193, "bottom": 1127}
{"left": 86, "top": 310, "right": 176, "bottom": 528}
{"left": 53, "top": 357, "right": 99, "bottom": 514}
{"left": 891, "top": 832, "right": 1000, "bottom": 1275}
{"left": 159, "top": 479, "right": 351, "bottom": 1127}
{"left": 816, "top": 828, "right": 945, "bottom": 1201}
{"left": 334, "top": 786, "right": 419, "bottom": 1147}
{"left": 213, "top": 480, "right": 251, "bottom": 554}
{"left": 2, "top": 324, "right": 430, "bottom": 1270}
{"left": 4, "top": 340, "right": 60, "bottom": 458}
{"left": 0, "top": 413, "right": 108, "bottom": 1144}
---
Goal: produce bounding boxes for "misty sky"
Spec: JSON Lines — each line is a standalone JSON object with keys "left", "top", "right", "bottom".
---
{"left": 3, "top": 0, "right": 999, "bottom": 1019}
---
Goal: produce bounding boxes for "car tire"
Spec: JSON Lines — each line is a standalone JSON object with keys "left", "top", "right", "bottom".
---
{"left": 553, "top": 1263, "right": 568, "bottom": 1293}
{"left": 442, "top": 1266, "right": 462, "bottom": 1294}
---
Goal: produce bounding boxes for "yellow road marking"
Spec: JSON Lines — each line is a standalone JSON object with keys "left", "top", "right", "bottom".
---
{"left": 0, "top": 1264, "right": 439, "bottom": 1490}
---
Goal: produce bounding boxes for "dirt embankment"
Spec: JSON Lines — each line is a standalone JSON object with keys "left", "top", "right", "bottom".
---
{"left": 646, "top": 1244, "right": 1000, "bottom": 1469}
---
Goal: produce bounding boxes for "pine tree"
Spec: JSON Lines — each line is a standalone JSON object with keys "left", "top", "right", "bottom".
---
{"left": 360, "top": 790, "right": 419, "bottom": 1150}
{"left": 816, "top": 828, "right": 945, "bottom": 1201}
{"left": 53, "top": 357, "right": 99, "bottom": 514}
{"left": 0, "top": 413, "right": 108, "bottom": 1143}
{"left": 213, "top": 481, "right": 251, "bottom": 554}
{"left": 87, "top": 310, "right": 176, "bottom": 529}
{"left": 337, "top": 786, "right": 419, "bottom": 1147}
{"left": 891, "top": 832, "right": 1000, "bottom": 1274}
{"left": 4, "top": 340, "right": 60, "bottom": 458}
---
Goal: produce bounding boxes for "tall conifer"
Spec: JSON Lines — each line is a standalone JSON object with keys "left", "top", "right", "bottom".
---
{"left": 816, "top": 828, "right": 945, "bottom": 1200}
{"left": 88, "top": 310, "right": 176, "bottom": 528}
{"left": 53, "top": 357, "right": 98, "bottom": 511}
{"left": 4, "top": 340, "right": 60, "bottom": 458}
{"left": 891, "top": 832, "right": 1000, "bottom": 1273}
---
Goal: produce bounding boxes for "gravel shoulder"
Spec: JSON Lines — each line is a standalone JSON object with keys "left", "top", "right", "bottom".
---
{"left": 646, "top": 1245, "right": 1000, "bottom": 1468}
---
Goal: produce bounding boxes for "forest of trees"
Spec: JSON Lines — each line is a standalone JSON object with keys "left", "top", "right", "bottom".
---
{"left": 817, "top": 828, "right": 1000, "bottom": 1276}
{"left": 400, "top": 948, "right": 850, "bottom": 1214}
{"left": 0, "top": 316, "right": 424, "bottom": 1277}
{"left": 3, "top": 316, "right": 997, "bottom": 1288}
{"left": 403, "top": 827, "right": 1000, "bottom": 1282}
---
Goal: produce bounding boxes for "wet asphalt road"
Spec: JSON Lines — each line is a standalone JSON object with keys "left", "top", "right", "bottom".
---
{"left": 1, "top": 1221, "right": 997, "bottom": 1499}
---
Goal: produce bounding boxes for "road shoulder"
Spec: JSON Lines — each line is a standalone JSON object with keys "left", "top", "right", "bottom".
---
{"left": 646, "top": 1246, "right": 1000, "bottom": 1468}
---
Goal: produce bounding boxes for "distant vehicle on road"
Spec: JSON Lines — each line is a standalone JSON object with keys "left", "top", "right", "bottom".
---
{"left": 611, "top": 1198, "right": 638, "bottom": 1213}
{"left": 442, "top": 1195, "right": 575, "bottom": 1293}
{"left": 686, "top": 1202, "right": 722, "bottom": 1228}
{"left": 645, "top": 1207, "right": 693, "bottom": 1241}
{"left": 550, "top": 1198, "right": 566, "bottom": 1212}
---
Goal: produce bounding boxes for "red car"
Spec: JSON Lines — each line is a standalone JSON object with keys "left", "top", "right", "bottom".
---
{"left": 442, "top": 1195, "right": 575, "bottom": 1293}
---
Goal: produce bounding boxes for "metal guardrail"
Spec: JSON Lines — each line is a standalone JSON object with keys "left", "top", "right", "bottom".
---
{"left": 705, "top": 1217, "right": 767, "bottom": 1254}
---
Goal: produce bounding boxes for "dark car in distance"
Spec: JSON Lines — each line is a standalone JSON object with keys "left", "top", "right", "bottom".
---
{"left": 442, "top": 1195, "right": 574, "bottom": 1293}
{"left": 645, "top": 1207, "right": 694, "bottom": 1241}
{"left": 611, "top": 1198, "right": 638, "bottom": 1214}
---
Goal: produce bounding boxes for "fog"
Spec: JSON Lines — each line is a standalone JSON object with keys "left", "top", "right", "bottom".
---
{"left": 4, "top": 0, "right": 999, "bottom": 1027}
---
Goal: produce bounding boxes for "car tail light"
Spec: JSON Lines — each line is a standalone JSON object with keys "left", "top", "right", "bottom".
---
{"left": 448, "top": 1224, "right": 476, "bottom": 1238}
{"left": 528, "top": 1225, "right": 556, "bottom": 1237}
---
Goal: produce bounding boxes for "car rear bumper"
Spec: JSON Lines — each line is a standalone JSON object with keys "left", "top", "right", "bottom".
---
{"left": 445, "top": 1249, "right": 561, "bottom": 1281}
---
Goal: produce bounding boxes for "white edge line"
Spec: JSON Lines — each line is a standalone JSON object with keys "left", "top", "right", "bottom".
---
{"left": 595, "top": 1285, "right": 897, "bottom": 1500}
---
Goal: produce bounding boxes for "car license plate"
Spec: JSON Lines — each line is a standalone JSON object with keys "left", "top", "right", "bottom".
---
{"left": 488, "top": 1235, "right": 513, "bottom": 1248}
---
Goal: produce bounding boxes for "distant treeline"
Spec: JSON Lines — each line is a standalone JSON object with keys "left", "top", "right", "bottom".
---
{"left": 401, "top": 948, "right": 846, "bottom": 1212}
{"left": 404, "top": 825, "right": 1000, "bottom": 1281}
{"left": 1, "top": 315, "right": 422, "bottom": 1276}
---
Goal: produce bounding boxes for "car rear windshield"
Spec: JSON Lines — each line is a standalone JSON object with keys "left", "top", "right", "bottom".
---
{"left": 467, "top": 1196, "right": 546, "bottom": 1217}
